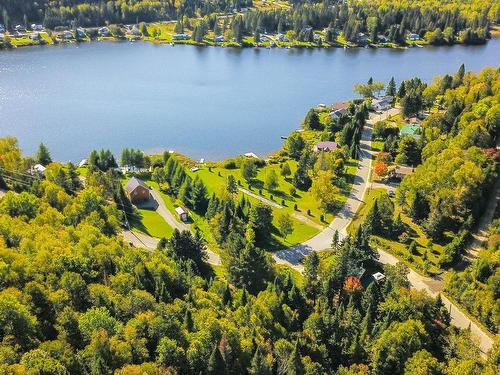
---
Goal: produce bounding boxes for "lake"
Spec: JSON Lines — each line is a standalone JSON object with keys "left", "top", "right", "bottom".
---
{"left": 0, "top": 39, "right": 499, "bottom": 162}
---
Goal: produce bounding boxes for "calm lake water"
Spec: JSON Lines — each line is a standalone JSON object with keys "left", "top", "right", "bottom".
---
{"left": 0, "top": 39, "right": 499, "bottom": 162}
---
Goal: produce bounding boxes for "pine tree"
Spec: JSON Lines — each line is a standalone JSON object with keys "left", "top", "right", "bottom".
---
{"left": 191, "top": 177, "right": 208, "bottom": 213}
{"left": 36, "top": 143, "right": 52, "bottom": 166}
{"left": 206, "top": 193, "right": 219, "bottom": 219}
{"left": 248, "top": 347, "right": 270, "bottom": 375}
{"left": 397, "top": 80, "right": 406, "bottom": 98}
{"left": 183, "top": 308, "right": 193, "bottom": 332}
{"left": 178, "top": 177, "right": 192, "bottom": 207}
{"left": 208, "top": 345, "right": 226, "bottom": 374}
{"left": 287, "top": 340, "right": 304, "bottom": 375}
{"left": 226, "top": 175, "right": 238, "bottom": 194}
{"left": 222, "top": 284, "right": 232, "bottom": 306}
{"left": 386, "top": 77, "right": 396, "bottom": 97}
{"left": 332, "top": 230, "right": 340, "bottom": 250}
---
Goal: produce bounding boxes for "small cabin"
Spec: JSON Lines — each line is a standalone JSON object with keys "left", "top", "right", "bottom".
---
{"left": 175, "top": 206, "right": 189, "bottom": 222}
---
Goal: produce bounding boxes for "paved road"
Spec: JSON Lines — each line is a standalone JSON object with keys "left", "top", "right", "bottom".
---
{"left": 124, "top": 188, "right": 222, "bottom": 266}
{"left": 273, "top": 108, "right": 399, "bottom": 266}
{"left": 271, "top": 106, "right": 493, "bottom": 355}
{"left": 150, "top": 189, "right": 190, "bottom": 232}
{"left": 378, "top": 248, "right": 492, "bottom": 355}
{"left": 121, "top": 230, "right": 222, "bottom": 266}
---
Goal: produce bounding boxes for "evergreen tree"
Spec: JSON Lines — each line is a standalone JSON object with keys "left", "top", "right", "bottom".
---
{"left": 36, "top": 143, "right": 52, "bottom": 166}
{"left": 287, "top": 340, "right": 304, "bottom": 375}
{"left": 190, "top": 177, "right": 208, "bottom": 212}
{"left": 386, "top": 77, "right": 396, "bottom": 97}
{"left": 248, "top": 347, "right": 270, "bottom": 375}
{"left": 226, "top": 175, "right": 238, "bottom": 194}
{"left": 304, "top": 109, "right": 322, "bottom": 130}
{"left": 304, "top": 252, "right": 320, "bottom": 302}
{"left": 332, "top": 230, "right": 340, "bottom": 250}
{"left": 397, "top": 81, "right": 406, "bottom": 98}
{"left": 222, "top": 283, "right": 232, "bottom": 306}
{"left": 208, "top": 345, "right": 226, "bottom": 375}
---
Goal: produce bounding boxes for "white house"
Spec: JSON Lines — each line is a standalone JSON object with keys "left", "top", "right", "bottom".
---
{"left": 371, "top": 96, "right": 393, "bottom": 111}
{"left": 372, "top": 272, "right": 386, "bottom": 283}
{"left": 408, "top": 33, "right": 420, "bottom": 41}
{"left": 79, "top": 159, "right": 88, "bottom": 167}
{"left": 98, "top": 27, "right": 110, "bottom": 37}
{"left": 30, "top": 164, "right": 46, "bottom": 176}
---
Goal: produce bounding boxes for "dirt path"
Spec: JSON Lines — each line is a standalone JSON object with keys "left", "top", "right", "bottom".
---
{"left": 238, "top": 187, "right": 283, "bottom": 208}
{"left": 291, "top": 213, "right": 324, "bottom": 230}
{"left": 150, "top": 189, "right": 190, "bottom": 232}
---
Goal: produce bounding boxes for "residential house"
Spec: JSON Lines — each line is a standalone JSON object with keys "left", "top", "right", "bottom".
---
{"left": 400, "top": 123, "right": 422, "bottom": 139}
{"left": 244, "top": 152, "right": 259, "bottom": 159}
{"left": 124, "top": 177, "right": 151, "bottom": 204}
{"left": 31, "top": 24, "right": 44, "bottom": 31}
{"left": 15, "top": 25, "right": 26, "bottom": 33}
{"left": 76, "top": 28, "right": 86, "bottom": 38}
{"left": 313, "top": 141, "right": 338, "bottom": 152}
{"left": 0, "top": 24, "right": 5, "bottom": 33}
{"left": 30, "top": 164, "right": 46, "bottom": 176}
{"left": 277, "top": 33, "right": 285, "bottom": 42}
{"left": 175, "top": 206, "right": 189, "bottom": 222}
{"left": 98, "top": 27, "right": 110, "bottom": 37}
{"left": 377, "top": 34, "right": 389, "bottom": 43}
{"left": 172, "top": 33, "right": 190, "bottom": 40}
{"left": 329, "top": 101, "right": 350, "bottom": 119}
{"left": 390, "top": 165, "right": 414, "bottom": 180}
{"left": 79, "top": 159, "right": 88, "bottom": 168}
{"left": 59, "top": 31, "right": 73, "bottom": 40}
{"left": 371, "top": 96, "right": 393, "bottom": 111}
{"left": 357, "top": 32, "right": 369, "bottom": 45}
{"left": 214, "top": 35, "right": 224, "bottom": 43}
{"left": 408, "top": 33, "right": 420, "bottom": 41}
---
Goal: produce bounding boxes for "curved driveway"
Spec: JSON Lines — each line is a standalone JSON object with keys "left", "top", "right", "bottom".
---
{"left": 273, "top": 108, "right": 399, "bottom": 268}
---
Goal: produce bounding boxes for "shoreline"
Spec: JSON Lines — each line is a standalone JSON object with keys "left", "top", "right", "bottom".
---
{"left": 1, "top": 28, "right": 494, "bottom": 53}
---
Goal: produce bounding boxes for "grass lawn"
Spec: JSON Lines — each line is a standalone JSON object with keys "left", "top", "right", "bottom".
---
{"left": 130, "top": 208, "right": 173, "bottom": 239}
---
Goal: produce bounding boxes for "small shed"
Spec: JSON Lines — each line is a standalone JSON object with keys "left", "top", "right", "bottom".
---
{"left": 124, "top": 177, "right": 150, "bottom": 204}
{"left": 372, "top": 272, "right": 386, "bottom": 283}
{"left": 175, "top": 206, "right": 189, "bottom": 222}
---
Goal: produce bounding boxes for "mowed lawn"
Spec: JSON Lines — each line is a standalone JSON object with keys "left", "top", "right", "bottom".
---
{"left": 130, "top": 208, "right": 173, "bottom": 239}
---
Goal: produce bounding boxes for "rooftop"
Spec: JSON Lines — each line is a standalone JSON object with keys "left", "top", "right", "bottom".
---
{"left": 124, "top": 177, "right": 149, "bottom": 193}
{"left": 331, "top": 101, "right": 350, "bottom": 111}
{"left": 315, "top": 141, "right": 338, "bottom": 150}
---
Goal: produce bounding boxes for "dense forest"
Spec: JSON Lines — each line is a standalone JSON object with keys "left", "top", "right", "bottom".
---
{"left": 0, "top": 125, "right": 499, "bottom": 371}
{"left": 446, "top": 214, "right": 500, "bottom": 335}
{"left": 1, "top": 0, "right": 498, "bottom": 45}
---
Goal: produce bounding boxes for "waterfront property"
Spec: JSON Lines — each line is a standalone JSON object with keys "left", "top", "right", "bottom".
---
{"left": 313, "top": 141, "right": 338, "bottom": 152}
{"left": 371, "top": 96, "right": 393, "bottom": 111}
{"left": 329, "top": 101, "right": 350, "bottom": 119}
{"left": 125, "top": 177, "right": 151, "bottom": 204}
